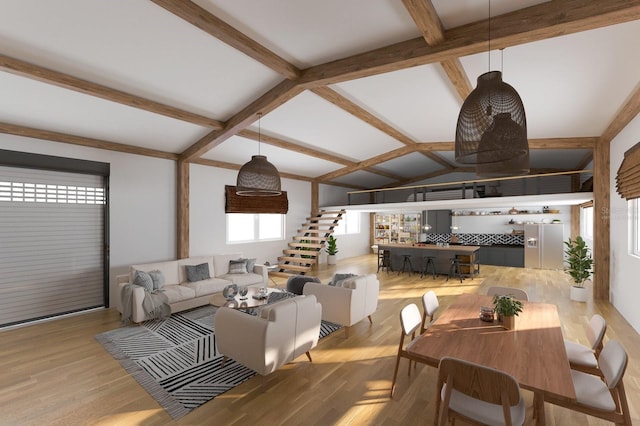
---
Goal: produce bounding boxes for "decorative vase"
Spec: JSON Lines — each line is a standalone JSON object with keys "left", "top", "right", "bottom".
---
{"left": 327, "top": 254, "right": 336, "bottom": 265}
{"left": 501, "top": 315, "right": 515, "bottom": 330}
{"left": 223, "top": 284, "right": 238, "bottom": 301}
{"left": 570, "top": 285, "right": 588, "bottom": 302}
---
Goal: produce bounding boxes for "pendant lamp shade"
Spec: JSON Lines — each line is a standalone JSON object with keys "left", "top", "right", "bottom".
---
{"left": 236, "top": 154, "right": 282, "bottom": 196}
{"left": 476, "top": 151, "right": 529, "bottom": 177}
{"left": 455, "top": 71, "right": 529, "bottom": 165}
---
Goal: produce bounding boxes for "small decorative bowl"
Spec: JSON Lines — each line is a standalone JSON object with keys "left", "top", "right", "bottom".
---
{"left": 222, "top": 284, "right": 238, "bottom": 301}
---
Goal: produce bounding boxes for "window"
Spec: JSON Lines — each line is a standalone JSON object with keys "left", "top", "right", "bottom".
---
{"left": 632, "top": 199, "right": 640, "bottom": 257}
{"left": 333, "top": 211, "right": 360, "bottom": 235}
{"left": 581, "top": 206, "right": 593, "bottom": 240}
{"left": 227, "top": 213, "right": 284, "bottom": 243}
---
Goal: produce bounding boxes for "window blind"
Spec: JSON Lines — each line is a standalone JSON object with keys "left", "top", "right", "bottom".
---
{"left": 616, "top": 142, "right": 640, "bottom": 200}
{"left": 225, "top": 185, "right": 288, "bottom": 214}
{"left": 0, "top": 166, "right": 106, "bottom": 327}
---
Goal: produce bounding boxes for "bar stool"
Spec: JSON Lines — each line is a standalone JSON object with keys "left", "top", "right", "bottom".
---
{"left": 447, "top": 257, "right": 463, "bottom": 283}
{"left": 377, "top": 249, "right": 391, "bottom": 273}
{"left": 398, "top": 254, "right": 413, "bottom": 276}
{"left": 421, "top": 256, "right": 437, "bottom": 279}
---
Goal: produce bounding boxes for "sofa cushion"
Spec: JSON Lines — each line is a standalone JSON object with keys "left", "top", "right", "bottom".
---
{"left": 185, "top": 263, "right": 211, "bottom": 282}
{"left": 330, "top": 273, "right": 358, "bottom": 287}
{"left": 133, "top": 270, "right": 154, "bottom": 291}
{"left": 219, "top": 272, "right": 264, "bottom": 286}
{"left": 131, "top": 260, "right": 179, "bottom": 286}
{"left": 229, "top": 259, "right": 248, "bottom": 274}
{"left": 181, "top": 277, "right": 230, "bottom": 297}
{"left": 242, "top": 257, "right": 257, "bottom": 273}
{"left": 212, "top": 253, "right": 243, "bottom": 277}
{"left": 148, "top": 270, "right": 165, "bottom": 290}
{"left": 178, "top": 256, "right": 215, "bottom": 284}
{"left": 162, "top": 284, "right": 196, "bottom": 304}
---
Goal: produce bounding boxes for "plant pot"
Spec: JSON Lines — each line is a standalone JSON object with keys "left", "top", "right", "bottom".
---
{"left": 570, "top": 285, "right": 589, "bottom": 302}
{"left": 327, "top": 254, "right": 336, "bottom": 265}
{"left": 501, "top": 315, "right": 515, "bottom": 330}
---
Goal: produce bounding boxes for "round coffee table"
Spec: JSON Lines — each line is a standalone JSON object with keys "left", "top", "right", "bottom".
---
{"left": 209, "top": 286, "right": 278, "bottom": 309}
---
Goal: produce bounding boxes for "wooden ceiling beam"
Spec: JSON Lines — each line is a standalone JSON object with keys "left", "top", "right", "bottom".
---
{"left": 150, "top": 0, "right": 300, "bottom": 80}
{"left": 402, "top": 0, "right": 472, "bottom": 101}
{"left": 599, "top": 82, "right": 640, "bottom": 144}
{"left": 315, "top": 145, "right": 417, "bottom": 181}
{"left": 412, "top": 138, "right": 597, "bottom": 152}
{"left": 180, "top": 79, "right": 303, "bottom": 161}
{"left": 299, "top": 0, "right": 640, "bottom": 87}
{"left": 0, "top": 121, "right": 178, "bottom": 160}
{"left": 0, "top": 54, "right": 223, "bottom": 129}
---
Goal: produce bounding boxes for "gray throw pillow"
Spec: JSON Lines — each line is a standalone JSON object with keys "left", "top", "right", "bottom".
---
{"left": 185, "top": 263, "right": 210, "bottom": 282}
{"left": 148, "top": 270, "right": 165, "bottom": 290}
{"left": 330, "top": 273, "right": 358, "bottom": 287}
{"left": 229, "top": 259, "right": 248, "bottom": 274}
{"left": 133, "top": 270, "right": 154, "bottom": 291}
{"left": 242, "top": 257, "right": 256, "bottom": 273}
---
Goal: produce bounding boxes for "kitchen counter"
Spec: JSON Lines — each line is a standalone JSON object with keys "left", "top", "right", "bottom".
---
{"left": 378, "top": 243, "right": 480, "bottom": 276}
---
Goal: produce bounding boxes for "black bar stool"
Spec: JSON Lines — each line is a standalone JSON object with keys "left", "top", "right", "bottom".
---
{"left": 447, "top": 257, "right": 463, "bottom": 283}
{"left": 398, "top": 254, "right": 413, "bottom": 276}
{"left": 377, "top": 249, "right": 391, "bottom": 273}
{"left": 421, "top": 256, "right": 437, "bottom": 279}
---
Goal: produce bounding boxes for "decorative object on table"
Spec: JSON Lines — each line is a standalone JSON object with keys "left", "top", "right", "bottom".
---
{"left": 222, "top": 283, "right": 238, "bottom": 301}
{"left": 95, "top": 305, "right": 341, "bottom": 419}
{"left": 235, "top": 112, "right": 282, "bottom": 196}
{"left": 252, "top": 286, "right": 269, "bottom": 300}
{"left": 564, "top": 235, "right": 593, "bottom": 302}
{"left": 325, "top": 235, "right": 338, "bottom": 265}
{"left": 493, "top": 294, "right": 523, "bottom": 330}
{"left": 238, "top": 286, "right": 249, "bottom": 300}
{"left": 479, "top": 306, "right": 495, "bottom": 322}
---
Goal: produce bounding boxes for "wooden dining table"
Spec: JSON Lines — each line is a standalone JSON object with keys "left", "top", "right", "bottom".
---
{"left": 407, "top": 293, "right": 576, "bottom": 425}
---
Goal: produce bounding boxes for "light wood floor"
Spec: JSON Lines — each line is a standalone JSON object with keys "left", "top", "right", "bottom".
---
{"left": 1, "top": 255, "right": 638, "bottom": 425}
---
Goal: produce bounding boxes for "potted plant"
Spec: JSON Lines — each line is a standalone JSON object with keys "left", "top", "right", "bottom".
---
{"left": 493, "top": 294, "right": 523, "bottom": 330}
{"left": 564, "top": 236, "right": 593, "bottom": 302}
{"left": 325, "top": 235, "right": 338, "bottom": 265}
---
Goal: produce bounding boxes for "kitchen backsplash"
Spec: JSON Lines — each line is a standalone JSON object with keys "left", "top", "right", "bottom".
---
{"left": 426, "top": 233, "right": 525, "bottom": 246}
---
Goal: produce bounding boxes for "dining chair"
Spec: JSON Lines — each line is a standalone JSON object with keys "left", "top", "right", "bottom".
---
{"left": 435, "top": 357, "right": 526, "bottom": 426}
{"left": 486, "top": 286, "right": 529, "bottom": 301}
{"left": 564, "top": 314, "right": 606, "bottom": 376}
{"left": 390, "top": 303, "right": 424, "bottom": 397}
{"left": 544, "top": 340, "right": 631, "bottom": 426}
{"left": 420, "top": 290, "right": 440, "bottom": 334}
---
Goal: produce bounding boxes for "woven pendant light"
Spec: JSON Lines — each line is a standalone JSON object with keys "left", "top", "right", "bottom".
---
{"left": 236, "top": 113, "right": 282, "bottom": 196}
{"left": 455, "top": 70, "right": 528, "bottom": 165}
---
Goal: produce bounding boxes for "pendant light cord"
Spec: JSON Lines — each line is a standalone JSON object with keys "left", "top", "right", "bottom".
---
{"left": 488, "top": 0, "right": 491, "bottom": 72}
{"left": 257, "top": 112, "right": 262, "bottom": 156}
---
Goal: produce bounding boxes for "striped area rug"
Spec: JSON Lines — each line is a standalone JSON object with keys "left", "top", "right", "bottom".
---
{"left": 96, "top": 301, "right": 341, "bottom": 419}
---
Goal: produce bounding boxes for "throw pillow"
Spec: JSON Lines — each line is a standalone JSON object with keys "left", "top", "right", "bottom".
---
{"left": 185, "top": 263, "right": 210, "bottom": 282}
{"left": 329, "top": 273, "right": 358, "bottom": 287}
{"left": 133, "top": 270, "right": 154, "bottom": 291}
{"left": 229, "top": 259, "right": 248, "bottom": 274}
{"left": 242, "top": 257, "right": 256, "bottom": 273}
{"left": 148, "top": 270, "right": 165, "bottom": 290}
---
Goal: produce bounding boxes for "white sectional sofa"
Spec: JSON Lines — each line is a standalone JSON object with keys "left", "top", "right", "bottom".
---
{"left": 116, "top": 253, "right": 268, "bottom": 323}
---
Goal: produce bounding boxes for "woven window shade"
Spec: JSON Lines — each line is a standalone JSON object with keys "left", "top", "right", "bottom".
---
{"left": 616, "top": 142, "right": 640, "bottom": 200}
{"left": 225, "top": 185, "right": 288, "bottom": 214}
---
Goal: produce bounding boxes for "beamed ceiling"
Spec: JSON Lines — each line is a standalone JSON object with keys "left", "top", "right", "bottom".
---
{"left": 1, "top": 0, "right": 640, "bottom": 190}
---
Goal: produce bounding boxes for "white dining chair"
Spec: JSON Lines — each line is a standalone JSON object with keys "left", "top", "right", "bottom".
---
{"left": 420, "top": 290, "right": 440, "bottom": 334}
{"left": 390, "top": 303, "right": 424, "bottom": 397}
{"left": 564, "top": 314, "right": 606, "bottom": 375}
{"left": 487, "top": 286, "right": 529, "bottom": 301}
{"left": 435, "top": 357, "right": 525, "bottom": 426}
{"left": 544, "top": 340, "right": 631, "bottom": 425}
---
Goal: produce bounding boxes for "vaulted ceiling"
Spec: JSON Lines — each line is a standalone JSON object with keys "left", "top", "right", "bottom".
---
{"left": 1, "top": 0, "right": 640, "bottom": 190}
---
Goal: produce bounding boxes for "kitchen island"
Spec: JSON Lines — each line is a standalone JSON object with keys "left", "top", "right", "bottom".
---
{"left": 378, "top": 243, "right": 480, "bottom": 277}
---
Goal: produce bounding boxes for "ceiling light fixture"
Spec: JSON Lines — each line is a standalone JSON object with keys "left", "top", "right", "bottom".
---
{"left": 236, "top": 113, "right": 282, "bottom": 196}
{"left": 454, "top": 1, "right": 529, "bottom": 175}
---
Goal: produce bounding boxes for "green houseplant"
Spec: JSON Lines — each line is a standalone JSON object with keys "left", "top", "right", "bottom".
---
{"left": 493, "top": 294, "right": 523, "bottom": 330}
{"left": 564, "top": 236, "right": 593, "bottom": 302}
{"left": 325, "top": 235, "right": 338, "bottom": 265}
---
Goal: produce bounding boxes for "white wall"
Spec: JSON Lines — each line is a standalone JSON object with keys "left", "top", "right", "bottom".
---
{"left": 0, "top": 134, "right": 177, "bottom": 309}
{"left": 609, "top": 114, "right": 640, "bottom": 333}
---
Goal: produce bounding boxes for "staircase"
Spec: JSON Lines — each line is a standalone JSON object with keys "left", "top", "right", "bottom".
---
{"left": 270, "top": 209, "right": 346, "bottom": 279}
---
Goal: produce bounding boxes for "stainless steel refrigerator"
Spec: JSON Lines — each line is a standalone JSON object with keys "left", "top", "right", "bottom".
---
{"left": 524, "top": 224, "right": 564, "bottom": 269}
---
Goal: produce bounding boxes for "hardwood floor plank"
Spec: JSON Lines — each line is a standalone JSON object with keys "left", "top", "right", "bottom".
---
{"left": 0, "top": 255, "right": 638, "bottom": 425}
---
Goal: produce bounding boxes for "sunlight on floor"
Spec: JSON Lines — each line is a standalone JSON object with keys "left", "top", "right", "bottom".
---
{"left": 93, "top": 408, "right": 165, "bottom": 425}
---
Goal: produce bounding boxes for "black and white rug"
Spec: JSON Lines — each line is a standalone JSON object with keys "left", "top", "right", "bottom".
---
{"left": 96, "top": 301, "right": 341, "bottom": 419}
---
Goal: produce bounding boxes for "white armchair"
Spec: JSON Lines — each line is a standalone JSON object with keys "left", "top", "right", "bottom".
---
{"left": 214, "top": 295, "right": 322, "bottom": 377}
{"left": 303, "top": 274, "right": 379, "bottom": 338}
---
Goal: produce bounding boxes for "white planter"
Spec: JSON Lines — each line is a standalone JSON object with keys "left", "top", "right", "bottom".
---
{"left": 327, "top": 254, "right": 336, "bottom": 265}
{"left": 570, "top": 285, "right": 589, "bottom": 302}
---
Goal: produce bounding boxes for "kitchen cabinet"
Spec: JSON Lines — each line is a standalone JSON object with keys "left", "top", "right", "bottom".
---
{"left": 479, "top": 246, "right": 524, "bottom": 267}
{"left": 374, "top": 213, "right": 421, "bottom": 244}
{"left": 425, "top": 210, "right": 451, "bottom": 234}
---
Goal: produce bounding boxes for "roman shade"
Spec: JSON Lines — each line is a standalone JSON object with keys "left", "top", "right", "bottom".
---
{"left": 616, "top": 142, "right": 640, "bottom": 200}
{"left": 225, "top": 185, "right": 288, "bottom": 214}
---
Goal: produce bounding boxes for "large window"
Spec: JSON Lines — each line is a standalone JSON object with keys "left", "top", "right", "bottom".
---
{"left": 333, "top": 211, "right": 360, "bottom": 235}
{"left": 227, "top": 213, "right": 284, "bottom": 243}
{"left": 581, "top": 205, "right": 593, "bottom": 240}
